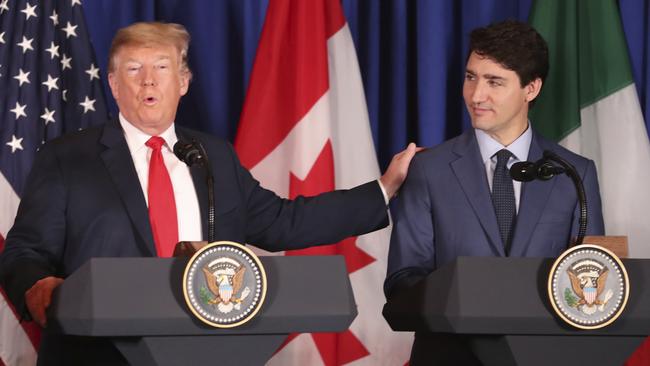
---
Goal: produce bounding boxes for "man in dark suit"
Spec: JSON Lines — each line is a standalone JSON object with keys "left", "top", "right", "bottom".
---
{"left": 0, "top": 22, "right": 416, "bottom": 365}
{"left": 384, "top": 20, "right": 605, "bottom": 365}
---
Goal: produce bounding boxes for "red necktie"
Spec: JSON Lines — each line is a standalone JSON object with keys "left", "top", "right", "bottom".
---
{"left": 146, "top": 136, "right": 178, "bottom": 257}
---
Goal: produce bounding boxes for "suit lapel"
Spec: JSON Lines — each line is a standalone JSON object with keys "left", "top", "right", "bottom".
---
{"left": 509, "top": 133, "right": 557, "bottom": 256}
{"left": 450, "top": 131, "right": 505, "bottom": 256}
{"left": 99, "top": 120, "right": 156, "bottom": 256}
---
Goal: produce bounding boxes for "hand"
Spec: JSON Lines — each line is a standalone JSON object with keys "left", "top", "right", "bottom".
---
{"left": 380, "top": 143, "right": 423, "bottom": 199}
{"left": 25, "top": 276, "right": 64, "bottom": 327}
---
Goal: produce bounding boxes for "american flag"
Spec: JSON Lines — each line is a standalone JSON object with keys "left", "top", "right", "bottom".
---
{"left": 0, "top": 1, "right": 108, "bottom": 365}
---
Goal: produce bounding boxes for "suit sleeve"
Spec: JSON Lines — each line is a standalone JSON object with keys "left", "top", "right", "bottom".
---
{"left": 224, "top": 144, "right": 389, "bottom": 251}
{"left": 384, "top": 155, "right": 435, "bottom": 299}
{"left": 0, "top": 145, "right": 66, "bottom": 317}
{"left": 572, "top": 159, "right": 605, "bottom": 237}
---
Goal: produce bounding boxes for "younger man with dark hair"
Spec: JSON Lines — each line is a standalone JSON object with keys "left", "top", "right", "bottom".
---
{"left": 384, "top": 20, "right": 604, "bottom": 365}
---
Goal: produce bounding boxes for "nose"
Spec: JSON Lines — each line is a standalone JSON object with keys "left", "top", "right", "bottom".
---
{"left": 141, "top": 67, "right": 156, "bottom": 87}
{"left": 470, "top": 81, "right": 487, "bottom": 105}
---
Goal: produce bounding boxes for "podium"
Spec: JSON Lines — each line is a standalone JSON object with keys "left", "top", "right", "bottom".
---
{"left": 383, "top": 257, "right": 650, "bottom": 366}
{"left": 49, "top": 256, "right": 356, "bottom": 365}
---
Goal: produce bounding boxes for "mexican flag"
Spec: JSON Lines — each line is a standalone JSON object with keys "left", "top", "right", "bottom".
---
{"left": 529, "top": 0, "right": 650, "bottom": 259}
{"left": 529, "top": 0, "right": 650, "bottom": 363}
{"left": 234, "top": 0, "right": 412, "bottom": 365}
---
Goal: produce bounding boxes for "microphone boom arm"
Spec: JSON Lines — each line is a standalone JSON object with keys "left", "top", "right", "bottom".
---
{"left": 542, "top": 150, "right": 588, "bottom": 246}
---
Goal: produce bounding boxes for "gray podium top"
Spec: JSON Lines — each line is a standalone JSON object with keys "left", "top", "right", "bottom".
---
{"left": 49, "top": 256, "right": 357, "bottom": 336}
{"left": 383, "top": 256, "right": 650, "bottom": 336}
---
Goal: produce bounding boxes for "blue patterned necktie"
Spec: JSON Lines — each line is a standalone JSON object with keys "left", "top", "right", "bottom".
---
{"left": 492, "top": 149, "right": 516, "bottom": 254}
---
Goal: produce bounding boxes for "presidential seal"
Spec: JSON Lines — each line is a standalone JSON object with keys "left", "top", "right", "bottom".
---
{"left": 548, "top": 244, "right": 629, "bottom": 329}
{"left": 183, "top": 241, "right": 267, "bottom": 328}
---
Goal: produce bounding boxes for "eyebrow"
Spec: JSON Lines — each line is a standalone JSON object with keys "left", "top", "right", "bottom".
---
{"left": 124, "top": 55, "right": 172, "bottom": 63}
{"left": 465, "top": 70, "right": 506, "bottom": 82}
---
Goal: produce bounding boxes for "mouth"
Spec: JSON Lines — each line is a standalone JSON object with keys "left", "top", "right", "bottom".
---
{"left": 472, "top": 106, "right": 492, "bottom": 115}
{"left": 143, "top": 96, "right": 158, "bottom": 106}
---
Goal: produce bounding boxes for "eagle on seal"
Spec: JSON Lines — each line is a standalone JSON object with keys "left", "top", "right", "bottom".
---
{"left": 567, "top": 267, "right": 609, "bottom": 306}
{"left": 202, "top": 266, "right": 246, "bottom": 305}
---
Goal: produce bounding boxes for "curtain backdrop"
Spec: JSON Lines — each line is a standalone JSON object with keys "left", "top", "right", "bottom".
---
{"left": 81, "top": 0, "right": 649, "bottom": 169}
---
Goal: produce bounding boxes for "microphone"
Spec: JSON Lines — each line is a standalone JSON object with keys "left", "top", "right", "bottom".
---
{"left": 173, "top": 140, "right": 204, "bottom": 167}
{"left": 173, "top": 139, "right": 216, "bottom": 243}
{"left": 510, "top": 160, "right": 565, "bottom": 182}
{"left": 510, "top": 150, "right": 588, "bottom": 247}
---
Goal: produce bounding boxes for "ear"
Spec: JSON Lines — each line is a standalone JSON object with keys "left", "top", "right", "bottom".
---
{"left": 525, "top": 78, "right": 543, "bottom": 102}
{"left": 179, "top": 70, "right": 191, "bottom": 96}
{"left": 108, "top": 73, "right": 119, "bottom": 100}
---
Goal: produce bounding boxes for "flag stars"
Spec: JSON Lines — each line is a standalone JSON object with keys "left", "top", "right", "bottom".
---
{"left": 41, "top": 108, "right": 56, "bottom": 125}
{"left": 60, "top": 54, "right": 72, "bottom": 70}
{"left": 85, "top": 64, "right": 100, "bottom": 81}
{"left": 42, "top": 74, "right": 59, "bottom": 91}
{"left": 13, "top": 68, "right": 30, "bottom": 86}
{"left": 21, "top": 2, "right": 37, "bottom": 20}
{"left": 0, "top": 0, "right": 9, "bottom": 14}
{"left": 71, "top": 0, "right": 82, "bottom": 6}
{"left": 45, "top": 42, "right": 60, "bottom": 59}
{"left": 17, "top": 36, "right": 34, "bottom": 54}
{"left": 61, "top": 22, "right": 78, "bottom": 38}
{"left": 63, "top": 89, "right": 68, "bottom": 101}
{"left": 10, "top": 102, "right": 27, "bottom": 119}
{"left": 79, "top": 96, "right": 96, "bottom": 113}
{"left": 50, "top": 10, "right": 59, "bottom": 26}
{"left": 6, "top": 135, "right": 24, "bottom": 153}
{"left": 0, "top": 31, "right": 5, "bottom": 44}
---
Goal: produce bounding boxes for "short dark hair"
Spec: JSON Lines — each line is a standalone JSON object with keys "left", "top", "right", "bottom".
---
{"left": 468, "top": 20, "right": 549, "bottom": 87}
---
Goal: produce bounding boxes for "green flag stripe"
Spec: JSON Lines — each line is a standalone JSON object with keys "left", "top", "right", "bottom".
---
{"left": 528, "top": 0, "right": 634, "bottom": 141}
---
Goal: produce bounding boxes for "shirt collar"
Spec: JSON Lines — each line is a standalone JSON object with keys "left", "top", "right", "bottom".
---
{"left": 475, "top": 123, "right": 532, "bottom": 164}
{"left": 118, "top": 112, "right": 178, "bottom": 153}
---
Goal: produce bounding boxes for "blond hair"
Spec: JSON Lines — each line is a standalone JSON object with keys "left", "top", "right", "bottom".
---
{"left": 108, "top": 22, "right": 191, "bottom": 76}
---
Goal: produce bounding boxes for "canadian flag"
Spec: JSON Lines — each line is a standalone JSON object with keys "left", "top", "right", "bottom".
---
{"left": 234, "top": 0, "right": 412, "bottom": 365}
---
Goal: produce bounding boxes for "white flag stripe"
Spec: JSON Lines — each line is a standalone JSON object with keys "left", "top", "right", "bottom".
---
{"left": 561, "top": 84, "right": 650, "bottom": 258}
{"left": 1, "top": 172, "right": 37, "bottom": 366}
{"left": 0, "top": 173, "right": 20, "bottom": 238}
{"left": 0, "top": 295, "right": 37, "bottom": 366}
{"left": 327, "top": 25, "right": 382, "bottom": 188}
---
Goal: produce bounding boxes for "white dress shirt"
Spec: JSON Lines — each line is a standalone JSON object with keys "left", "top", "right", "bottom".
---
{"left": 475, "top": 125, "right": 532, "bottom": 213}
{"left": 119, "top": 113, "right": 203, "bottom": 241}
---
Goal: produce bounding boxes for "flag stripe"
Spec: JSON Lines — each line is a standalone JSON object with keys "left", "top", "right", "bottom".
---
{"left": 235, "top": 0, "right": 344, "bottom": 170}
{"left": 560, "top": 85, "right": 650, "bottom": 258}
{"left": 529, "top": 0, "right": 636, "bottom": 140}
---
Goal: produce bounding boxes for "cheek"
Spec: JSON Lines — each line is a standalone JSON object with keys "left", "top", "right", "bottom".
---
{"left": 462, "top": 85, "right": 472, "bottom": 102}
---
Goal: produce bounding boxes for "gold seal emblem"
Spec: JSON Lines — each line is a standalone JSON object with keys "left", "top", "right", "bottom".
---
{"left": 183, "top": 241, "right": 267, "bottom": 328}
{"left": 548, "top": 244, "right": 630, "bottom": 329}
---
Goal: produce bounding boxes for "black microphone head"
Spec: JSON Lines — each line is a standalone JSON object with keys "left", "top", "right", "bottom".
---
{"left": 536, "top": 161, "right": 565, "bottom": 181}
{"left": 536, "top": 162, "right": 556, "bottom": 180}
{"left": 173, "top": 140, "right": 202, "bottom": 167}
{"left": 510, "top": 161, "right": 537, "bottom": 182}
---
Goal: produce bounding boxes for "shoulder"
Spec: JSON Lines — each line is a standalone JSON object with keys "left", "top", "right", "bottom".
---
{"left": 533, "top": 132, "right": 594, "bottom": 172}
{"left": 175, "top": 125, "right": 240, "bottom": 166}
{"left": 412, "top": 129, "right": 474, "bottom": 166}
{"left": 39, "top": 122, "right": 106, "bottom": 158}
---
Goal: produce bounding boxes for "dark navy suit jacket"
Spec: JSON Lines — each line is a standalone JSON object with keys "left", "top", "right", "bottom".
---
{"left": 0, "top": 119, "right": 388, "bottom": 365}
{"left": 385, "top": 128, "right": 605, "bottom": 297}
{"left": 384, "top": 128, "right": 605, "bottom": 364}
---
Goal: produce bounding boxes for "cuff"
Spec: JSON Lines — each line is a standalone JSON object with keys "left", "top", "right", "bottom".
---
{"left": 377, "top": 179, "right": 390, "bottom": 205}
